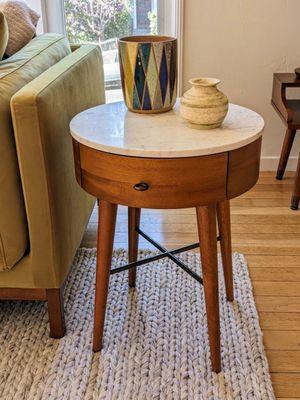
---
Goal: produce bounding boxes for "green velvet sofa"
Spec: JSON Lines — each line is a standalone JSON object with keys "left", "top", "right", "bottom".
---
{"left": 0, "top": 33, "right": 105, "bottom": 337}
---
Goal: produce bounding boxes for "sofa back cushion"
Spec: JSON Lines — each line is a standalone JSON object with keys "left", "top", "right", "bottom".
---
{"left": 0, "top": 33, "right": 71, "bottom": 271}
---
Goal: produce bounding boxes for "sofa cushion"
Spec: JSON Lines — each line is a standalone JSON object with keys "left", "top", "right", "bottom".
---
{"left": 0, "top": 11, "right": 8, "bottom": 60}
{"left": 0, "top": 33, "right": 71, "bottom": 271}
{"left": 0, "top": 0, "right": 40, "bottom": 56}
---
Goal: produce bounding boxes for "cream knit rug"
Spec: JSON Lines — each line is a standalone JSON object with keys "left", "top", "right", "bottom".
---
{"left": 0, "top": 249, "right": 275, "bottom": 400}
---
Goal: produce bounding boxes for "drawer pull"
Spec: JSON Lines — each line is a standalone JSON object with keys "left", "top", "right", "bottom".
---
{"left": 134, "top": 182, "right": 149, "bottom": 191}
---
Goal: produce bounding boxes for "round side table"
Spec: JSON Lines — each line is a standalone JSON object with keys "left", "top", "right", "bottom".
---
{"left": 70, "top": 101, "right": 264, "bottom": 373}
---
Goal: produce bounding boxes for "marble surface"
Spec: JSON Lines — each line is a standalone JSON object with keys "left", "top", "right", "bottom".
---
{"left": 70, "top": 101, "right": 264, "bottom": 158}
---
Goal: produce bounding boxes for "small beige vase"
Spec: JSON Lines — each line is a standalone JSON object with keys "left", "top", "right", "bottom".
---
{"left": 180, "top": 77, "right": 228, "bottom": 129}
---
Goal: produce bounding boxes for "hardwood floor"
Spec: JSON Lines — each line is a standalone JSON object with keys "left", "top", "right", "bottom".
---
{"left": 81, "top": 171, "right": 300, "bottom": 399}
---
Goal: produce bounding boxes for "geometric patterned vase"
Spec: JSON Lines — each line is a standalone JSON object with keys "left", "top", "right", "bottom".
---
{"left": 118, "top": 35, "right": 177, "bottom": 113}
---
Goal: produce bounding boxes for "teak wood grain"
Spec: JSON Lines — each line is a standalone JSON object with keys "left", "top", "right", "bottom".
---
{"left": 76, "top": 142, "right": 228, "bottom": 208}
{"left": 93, "top": 200, "right": 117, "bottom": 352}
{"left": 81, "top": 172, "right": 300, "bottom": 398}
{"left": 271, "top": 73, "right": 300, "bottom": 210}
{"left": 276, "top": 129, "right": 296, "bottom": 180}
{"left": 74, "top": 138, "right": 262, "bottom": 208}
{"left": 217, "top": 200, "right": 234, "bottom": 301}
{"left": 0, "top": 288, "right": 46, "bottom": 301}
{"left": 72, "top": 136, "right": 262, "bottom": 372}
{"left": 196, "top": 204, "right": 221, "bottom": 372}
{"left": 128, "top": 207, "right": 141, "bottom": 287}
{"left": 227, "top": 138, "right": 262, "bottom": 199}
{"left": 46, "top": 288, "right": 66, "bottom": 338}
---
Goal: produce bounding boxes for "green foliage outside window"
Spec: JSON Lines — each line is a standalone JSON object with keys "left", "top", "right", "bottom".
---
{"left": 148, "top": 11, "right": 157, "bottom": 35}
{"left": 104, "top": 9, "right": 132, "bottom": 41}
{"left": 64, "top": 0, "right": 133, "bottom": 43}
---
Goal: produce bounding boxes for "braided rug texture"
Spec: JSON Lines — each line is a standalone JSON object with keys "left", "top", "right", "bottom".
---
{"left": 0, "top": 248, "right": 274, "bottom": 400}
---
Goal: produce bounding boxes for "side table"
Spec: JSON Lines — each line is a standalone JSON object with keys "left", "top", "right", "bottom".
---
{"left": 271, "top": 73, "right": 300, "bottom": 209}
{"left": 70, "top": 101, "right": 264, "bottom": 372}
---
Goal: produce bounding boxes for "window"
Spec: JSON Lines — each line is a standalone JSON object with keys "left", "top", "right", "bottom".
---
{"left": 42, "top": 0, "right": 183, "bottom": 101}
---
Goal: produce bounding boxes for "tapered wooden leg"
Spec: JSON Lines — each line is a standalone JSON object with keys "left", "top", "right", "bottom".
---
{"left": 196, "top": 204, "right": 221, "bottom": 373}
{"left": 93, "top": 200, "right": 117, "bottom": 352}
{"left": 46, "top": 288, "right": 66, "bottom": 338}
{"left": 291, "top": 152, "right": 300, "bottom": 210}
{"left": 276, "top": 128, "right": 296, "bottom": 180}
{"left": 217, "top": 200, "right": 234, "bottom": 301}
{"left": 128, "top": 207, "right": 141, "bottom": 287}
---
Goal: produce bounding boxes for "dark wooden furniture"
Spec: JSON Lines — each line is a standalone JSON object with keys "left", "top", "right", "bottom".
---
{"left": 70, "top": 102, "right": 263, "bottom": 373}
{"left": 271, "top": 73, "right": 300, "bottom": 209}
{"left": 0, "top": 287, "right": 66, "bottom": 338}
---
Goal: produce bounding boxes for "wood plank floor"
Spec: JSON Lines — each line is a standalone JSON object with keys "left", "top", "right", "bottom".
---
{"left": 81, "top": 171, "right": 300, "bottom": 399}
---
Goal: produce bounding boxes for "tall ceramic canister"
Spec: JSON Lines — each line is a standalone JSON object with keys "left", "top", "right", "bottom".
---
{"left": 180, "top": 78, "right": 228, "bottom": 129}
{"left": 118, "top": 35, "right": 177, "bottom": 113}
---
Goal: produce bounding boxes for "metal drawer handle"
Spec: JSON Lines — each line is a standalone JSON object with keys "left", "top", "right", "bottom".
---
{"left": 133, "top": 182, "right": 149, "bottom": 191}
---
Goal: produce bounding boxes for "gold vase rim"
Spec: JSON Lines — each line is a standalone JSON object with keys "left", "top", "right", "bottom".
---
{"left": 118, "top": 35, "right": 177, "bottom": 44}
{"left": 189, "top": 77, "right": 221, "bottom": 87}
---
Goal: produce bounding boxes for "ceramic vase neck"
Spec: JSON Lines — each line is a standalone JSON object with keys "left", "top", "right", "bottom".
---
{"left": 191, "top": 85, "right": 218, "bottom": 95}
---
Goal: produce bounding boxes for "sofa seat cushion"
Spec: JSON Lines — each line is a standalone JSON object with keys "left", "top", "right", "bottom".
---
{"left": 0, "top": 33, "right": 71, "bottom": 271}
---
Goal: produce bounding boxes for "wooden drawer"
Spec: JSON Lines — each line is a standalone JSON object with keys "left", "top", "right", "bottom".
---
{"left": 227, "top": 138, "right": 262, "bottom": 199}
{"left": 73, "top": 141, "right": 228, "bottom": 209}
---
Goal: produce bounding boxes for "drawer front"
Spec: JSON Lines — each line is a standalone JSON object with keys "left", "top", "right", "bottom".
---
{"left": 75, "top": 142, "right": 228, "bottom": 209}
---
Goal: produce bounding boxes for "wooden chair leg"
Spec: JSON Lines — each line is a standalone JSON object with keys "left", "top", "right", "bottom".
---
{"left": 217, "top": 200, "right": 234, "bottom": 301}
{"left": 276, "top": 128, "right": 296, "bottom": 180}
{"left": 291, "top": 152, "right": 300, "bottom": 210}
{"left": 128, "top": 207, "right": 141, "bottom": 287}
{"left": 196, "top": 204, "right": 221, "bottom": 373}
{"left": 46, "top": 287, "right": 66, "bottom": 338}
{"left": 93, "top": 200, "right": 117, "bottom": 352}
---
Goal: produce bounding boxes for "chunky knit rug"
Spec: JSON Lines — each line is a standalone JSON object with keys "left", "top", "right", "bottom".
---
{"left": 0, "top": 249, "right": 275, "bottom": 400}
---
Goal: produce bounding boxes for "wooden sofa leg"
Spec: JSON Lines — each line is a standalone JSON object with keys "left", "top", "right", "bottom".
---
{"left": 46, "top": 288, "right": 66, "bottom": 338}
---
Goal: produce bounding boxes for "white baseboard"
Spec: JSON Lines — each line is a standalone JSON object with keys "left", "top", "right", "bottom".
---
{"left": 260, "top": 156, "right": 298, "bottom": 171}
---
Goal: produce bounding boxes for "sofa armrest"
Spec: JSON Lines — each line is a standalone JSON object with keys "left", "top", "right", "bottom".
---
{"left": 11, "top": 44, "right": 105, "bottom": 287}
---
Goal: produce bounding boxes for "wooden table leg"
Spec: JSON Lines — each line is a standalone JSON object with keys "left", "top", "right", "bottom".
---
{"left": 128, "top": 207, "right": 141, "bottom": 287}
{"left": 93, "top": 200, "right": 117, "bottom": 352}
{"left": 196, "top": 204, "right": 221, "bottom": 373}
{"left": 291, "top": 152, "right": 300, "bottom": 210}
{"left": 276, "top": 128, "right": 296, "bottom": 180}
{"left": 217, "top": 200, "right": 234, "bottom": 301}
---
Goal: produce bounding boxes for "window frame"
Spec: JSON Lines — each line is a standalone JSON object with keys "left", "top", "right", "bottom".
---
{"left": 41, "top": 0, "right": 184, "bottom": 93}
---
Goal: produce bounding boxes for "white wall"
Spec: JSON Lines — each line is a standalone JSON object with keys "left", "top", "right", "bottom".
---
{"left": 183, "top": 0, "right": 300, "bottom": 170}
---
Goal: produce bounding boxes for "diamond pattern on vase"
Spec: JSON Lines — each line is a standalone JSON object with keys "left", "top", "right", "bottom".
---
{"left": 119, "top": 36, "right": 177, "bottom": 113}
{"left": 153, "top": 83, "right": 163, "bottom": 111}
{"left": 134, "top": 49, "right": 146, "bottom": 105}
{"left": 159, "top": 47, "right": 169, "bottom": 106}
{"left": 146, "top": 46, "right": 158, "bottom": 108}
{"left": 169, "top": 41, "right": 177, "bottom": 104}
{"left": 164, "top": 83, "right": 170, "bottom": 108}
{"left": 119, "top": 42, "right": 133, "bottom": 106}
{"left": 153, "top": 42, "right": 164, "bottom": 71}
{"left": 127, "top": 42, "right": 138, "bottom": 76}
{"left": 133, "top": 85, "right": 140, "bottom": 109}
{"left": 172, "top": 81, "right": 177, "bottom": 106}
{"left": 143, "top": 83, "right": 152, "bottom": 110}
{"left": 165, "top": 41, "right": 172, "bottom": 73}
{"left": 139, "top": 43, "right": 151, "bottom": 72}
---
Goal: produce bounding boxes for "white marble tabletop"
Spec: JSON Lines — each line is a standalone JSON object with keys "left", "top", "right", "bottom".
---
{"left": 70, "top": 101, "right": 264, "bottom": 158}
